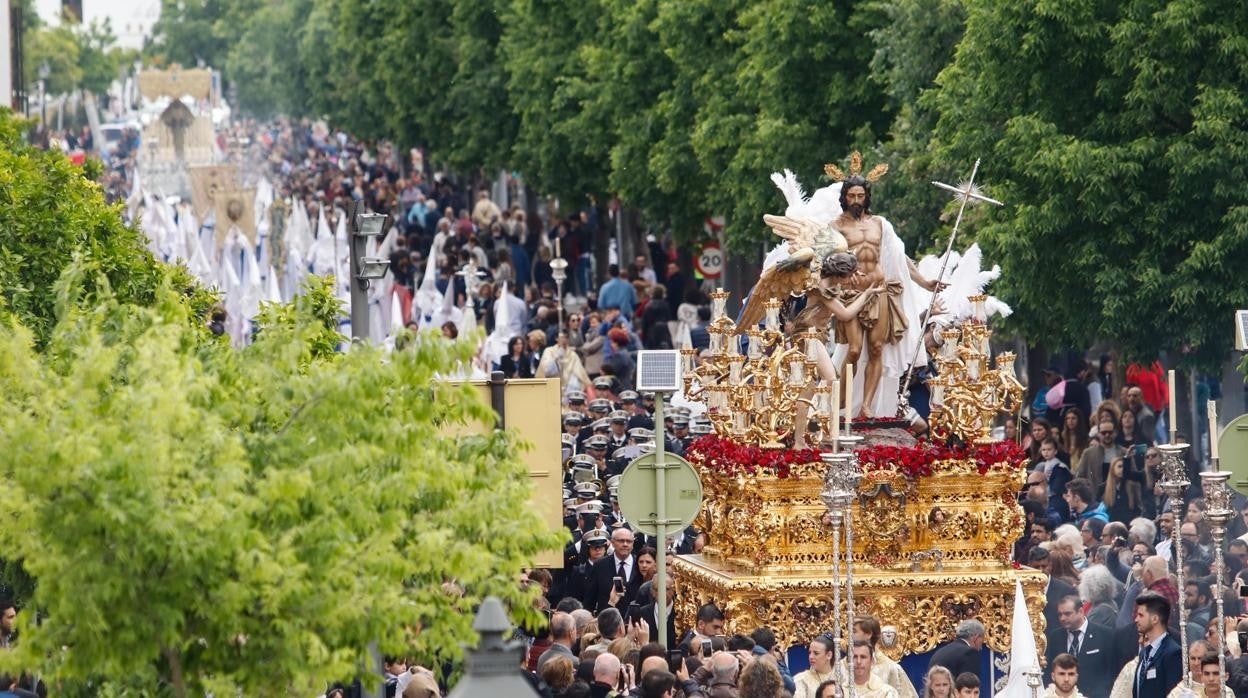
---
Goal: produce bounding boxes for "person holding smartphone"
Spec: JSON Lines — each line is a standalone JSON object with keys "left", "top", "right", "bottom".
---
{"left": 585, "top": 527, "right": 639, "bottom": 612}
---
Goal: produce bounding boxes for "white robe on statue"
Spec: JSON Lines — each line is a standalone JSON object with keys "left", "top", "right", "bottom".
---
{"left": 771, "top": 173, "right": 927, "bottom": 417}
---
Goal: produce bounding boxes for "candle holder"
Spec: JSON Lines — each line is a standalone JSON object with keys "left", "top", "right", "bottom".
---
{"left": 928, "top": 314, "right": 1021, "bottom": 444}
{"left": 1158, "top": 441, "right": 1192, "bottom": 687}
{"left": 1202, "top": 467, "right": 1234, "bottom": 688}
{"left": 1024, "top": 665, "right": 1042, "bottom": 698}
{"left": 682, "top": 289, "right": 834, "bottom": 448}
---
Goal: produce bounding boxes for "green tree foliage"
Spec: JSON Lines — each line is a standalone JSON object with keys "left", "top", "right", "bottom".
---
{"left": 24, "top": 24, "right": 82, "bottom": 95}
{"left": 75, "top": 19, "right": 123, "bottom": 95}
{"left": 501, "top": 0, "right": 609, "bottom": 207}
{"left": 0, "top": 110, "right": 215, "bottom": 348}
{"left": 867, "top": 0, "right": 967, "bottom": 251}
{"left": 146, "top": 0, "right": 257, "bottom": 75}
{"left": 24, "top": 16, "right": 124, "bottom": 97}
{"left": 712, "top": 0, "right": 893, "bottom": 249}
{"left": 931, "top": 0, "right": 1248, "bottom": 367}
{"left": 224, "top": 0, "right": 316, "bottom": 119}
{"left": 0, "top": 274, "right": 561, "bottom": 695}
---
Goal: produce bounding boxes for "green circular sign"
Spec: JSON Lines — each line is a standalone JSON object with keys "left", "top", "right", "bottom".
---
{"left": 617, "top": 452, "right": 704, "bottom": 537}
{"left": 1219, "top": 414, "right": 1248, "bottom": 496}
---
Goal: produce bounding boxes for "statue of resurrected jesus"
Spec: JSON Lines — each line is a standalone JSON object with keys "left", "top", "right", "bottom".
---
{"left": 765, "top": 152, "right": 943, "bottom": 418}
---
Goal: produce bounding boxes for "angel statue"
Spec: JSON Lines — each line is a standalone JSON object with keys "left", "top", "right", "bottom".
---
{"left": 755, "top": 152, "right": 944, "bottom": 418}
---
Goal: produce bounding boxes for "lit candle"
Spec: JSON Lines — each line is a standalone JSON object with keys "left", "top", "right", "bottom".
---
{"left": 729, "top": 356, "right": 744, "bottom": 384}
{"left": 931, "top": 377, "right": 945, "bottom": 406}
{"left": 845, "top": 363, "right": 855, "bottom": 430}
{"left": 831, "top": 378, "right": 841, "bottom": 444}
{"left": 727, "top": 333, "right": 740, "bottom": 356}
{"left": 765, "top": 306, "right": 779, "bottom": 332}
{"left": 1209, "top": 400, "right": 1219, "bottom": 462}
{"left": 709, "top": 331, "right": 722, "bottom": 354}
{"left": 1168, "top": 369, "right": 1177, "bottom": 443}
{"left": 805, "top": 333, "right": 819, "bottom": 359}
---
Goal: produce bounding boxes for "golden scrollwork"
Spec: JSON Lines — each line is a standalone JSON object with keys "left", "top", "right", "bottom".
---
{"left": 673, "top": 554, "right": 1047, "bottom": 658}
{"left": 692, "top": 457, "right": 1024, "bottom": 574}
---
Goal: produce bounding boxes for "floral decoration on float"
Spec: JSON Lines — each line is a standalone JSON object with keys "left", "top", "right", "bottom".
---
{"left": 684, "top": 433, "right": 1027, "bottom": 480}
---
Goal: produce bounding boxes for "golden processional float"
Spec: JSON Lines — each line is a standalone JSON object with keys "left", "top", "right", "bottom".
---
{"left": 670, "top": 156, "right": 1047, "bottom": 665}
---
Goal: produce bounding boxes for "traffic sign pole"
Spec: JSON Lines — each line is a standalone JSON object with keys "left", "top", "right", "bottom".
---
{"left": 654, "top": 392, "right": 668, "bottom": 648}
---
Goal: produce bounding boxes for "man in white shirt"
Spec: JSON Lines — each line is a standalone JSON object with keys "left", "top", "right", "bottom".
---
{"left": 1047, "top": 653, "right": 1085, "bottom": 698}
{"left": 845, "top": 641, "right": 899, "bottom": 698}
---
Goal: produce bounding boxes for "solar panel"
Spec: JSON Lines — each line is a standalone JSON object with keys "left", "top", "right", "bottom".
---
{"left": 635, "top": 350, "right": 681, "bottom": 392}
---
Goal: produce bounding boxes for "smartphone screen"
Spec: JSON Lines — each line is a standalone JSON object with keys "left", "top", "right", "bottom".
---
{"left": 701, "top": 639, "right": 712, "bottom": 658}
{"left": 613, "top": 576, "right": 625, "bottom": 593}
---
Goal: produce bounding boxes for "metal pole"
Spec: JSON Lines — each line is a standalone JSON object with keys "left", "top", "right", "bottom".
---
{"left": 1202, "top": 467, "right": 1233, "bottom": 691}
{"left": 556, "top": 278, "right": 564, "bottom": 328}
{"left": 654, "top": 392, "right": 668, "bottom": 648}
{"left": 348, "top": 209, "right": 369, "bottom": 343}
{"left": 1159, "top": 441, "right": 1191, "bottom": 688}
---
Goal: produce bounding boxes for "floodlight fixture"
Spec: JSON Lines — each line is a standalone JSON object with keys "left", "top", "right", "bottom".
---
{"left": 356, "top": 211, "right": 388, "bottom": 236}
{"left": 356, "top": 257, "right": 391, "bottom": 280}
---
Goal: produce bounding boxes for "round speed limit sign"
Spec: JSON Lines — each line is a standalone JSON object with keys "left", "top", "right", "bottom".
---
{"left": 696, "top": 242, "right": 724, "bottom": 279}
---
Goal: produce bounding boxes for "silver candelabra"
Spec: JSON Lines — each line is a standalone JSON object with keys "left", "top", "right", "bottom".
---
{"left": 1157, "top": 441, "right": 1192, "bottom": 688}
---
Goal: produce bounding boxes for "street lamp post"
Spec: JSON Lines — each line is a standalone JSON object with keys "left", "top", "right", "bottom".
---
{"left": 346, "top": 200, "right": 391, "bottom": 343}
{"left": 38, "top": 61, "right": 49, "bottom": 129}
{"left": 446, "top": 597, "right": 539, "bottom": 698}
{"left": 550, "top": 256, "right": 568, "bottom": 328}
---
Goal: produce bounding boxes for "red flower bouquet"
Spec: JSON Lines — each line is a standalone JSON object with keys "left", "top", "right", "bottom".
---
{"left": 684, "top": 435, "right": 822, "bottom": 479}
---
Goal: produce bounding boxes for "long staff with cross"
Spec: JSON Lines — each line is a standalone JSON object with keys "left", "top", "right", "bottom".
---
{"left": 897, "top": 159, "right": 1005, "bottom": 417}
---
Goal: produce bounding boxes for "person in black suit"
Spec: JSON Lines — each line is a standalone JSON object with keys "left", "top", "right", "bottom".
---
{"left": 636, "top": 580, "right": 678, "bottom": 648}
{"left": 1045, "top": 595, "right": 1119, "bottom": 698}
{"left": 1132, "top": 591, "right": 1182, "bottom": 698}
{"left": 1030, "top": 547, "right": 1078, "bottom": 631}
{"left": 929, "top": 619, "right": 983, "bottom": 681}
{"left": 584, "top": 527, "right": 641, "bottom": 612}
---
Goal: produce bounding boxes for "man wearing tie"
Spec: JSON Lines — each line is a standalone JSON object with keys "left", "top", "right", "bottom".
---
{"left": 1132, "top": 592, "right": 1182, "bottom": 698}
{"left": 585, "top": 527, "right": 639, "bottom": 612}
{"left": 1045, "top": 596, "right": 1118, "bottom": 698}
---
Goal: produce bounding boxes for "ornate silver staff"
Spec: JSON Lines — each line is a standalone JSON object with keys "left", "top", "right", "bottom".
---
{"left": 1203, "top": 469, "right": 1232, "bottom": 688}
{"left": 822, "top": 433, "right": 864, "bottom": 698}
{"left": 897, "top": 160, "right": 1005, "bottom": 417}
{"left": 1157, "top": 440, "right": 1192, "bottom": 687}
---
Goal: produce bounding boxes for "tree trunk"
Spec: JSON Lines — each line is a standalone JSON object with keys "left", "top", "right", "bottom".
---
{"left": 162, "top": 645, "right": 188, "bottom": 698}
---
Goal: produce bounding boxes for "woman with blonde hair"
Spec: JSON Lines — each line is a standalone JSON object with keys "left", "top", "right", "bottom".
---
{"left": 539, "top": 655, "right": 575, "bottom": 695}
{"left": 923, "top": 665, "right": 955, "bottom": 698}
{"left": 1046, "top": 547, "right": 1081, "bottom": 586}
{"left": 740, "top": 656, "right": 786, "bottom": 698}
